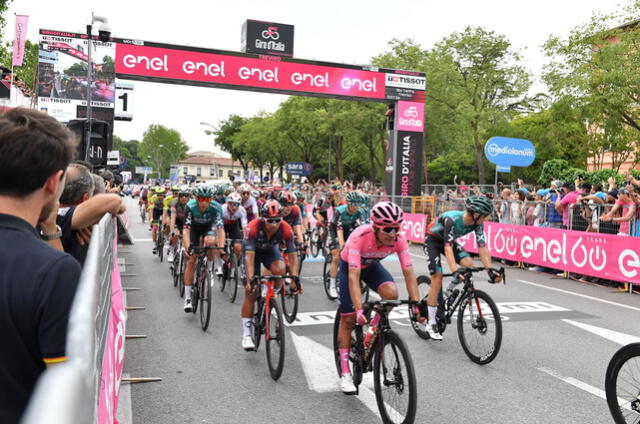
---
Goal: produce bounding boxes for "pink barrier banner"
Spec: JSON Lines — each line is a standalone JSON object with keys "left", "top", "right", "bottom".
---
{"left": 457, "top": 222, "right": 640, "bottom": 284}
{"left": 97, "top": 234, "right": 126, "bottom": 423}
{"left": 399, "top": 213, "right": 427, "bottom": 243}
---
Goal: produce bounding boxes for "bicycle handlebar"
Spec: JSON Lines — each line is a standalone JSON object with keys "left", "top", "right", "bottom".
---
{"left": 188, "top": 246, "right": 225, "bottom": 254}
{"left": 441, "top": 266, "right": 506, "bottom": 285}
{"left": 250, "top": 274, "right": 299, "bottom": 283}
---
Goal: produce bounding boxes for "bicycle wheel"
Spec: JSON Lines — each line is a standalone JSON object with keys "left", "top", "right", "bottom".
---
{"left": 373, "top": 331, "right": 417, "bottom": 424}
{"left": 310, "top": 230, "right": 320, "bottom": 258}
{"left": 409, "top": 275, "right": 431, "bottom": 340}
{"left": 266, "top": 299, "right": 286, "bottom": 380}
{"left": 191, "top": 263, "right": 200, "bottom": 314}
{"left": 178, "top": 253, "right": 186, "bottom": 297}
{"left": 605, "top": 342, "right": 640, "bottom": 424}
{"left": 332, "top": 309, "right": 364, "bottom": 386}
{"left": 199, "top": 264, "right": 212, "bottom": 331}
{"left": 173, "top": 249, "right": 180, "bottom": 287}
{"left": 251, "top": 296, "right": 264, "bottom": 351}
{"left": 228, "top": 255, "right": 239, "bottom": 303}
{"left": 158, "top": 232, "right": 164, "bottom": 262}
{"left": 280, "top": 277, "right": 299, "bottom": 324}
{"left": 323, "top": 256, "right": 336, "bottom": 300}
{"left": 456, "top": 289, "right": 502, "bottom": 365}
{"left": 219, "top": 259, "right": 228, "bottom": 293}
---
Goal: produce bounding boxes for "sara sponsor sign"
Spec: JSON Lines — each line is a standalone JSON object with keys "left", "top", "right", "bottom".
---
{"left": 484, "top": 136, "right": 535, "bottom": 168}
{"left": 286, "top": 162, "right": 313, "bottom": 176}
{"left": 115, "top": 43, "right": 387, "bottom": 101}
{"left": 457, "top": 222, "right": 640, "bottom": 284}
{"left": 242, "top": 20, "right": 294, "bottom": 57}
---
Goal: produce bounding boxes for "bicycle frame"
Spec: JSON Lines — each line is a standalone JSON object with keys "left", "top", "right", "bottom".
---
{"left": 440, "top": 267, "right": 505, "bottom": 323}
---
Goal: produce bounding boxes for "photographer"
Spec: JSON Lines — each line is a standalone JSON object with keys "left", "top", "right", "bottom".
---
{"left": 546, "top": 182, "right": 563, "bottom": 228}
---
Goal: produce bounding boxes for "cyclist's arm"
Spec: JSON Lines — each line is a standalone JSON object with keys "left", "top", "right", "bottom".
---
{"left": 170, "top": 206, "right": 177, "bottom": 233}
{"left": 442, "top": 217, "right": 459, "bottom": 273}
{"left": 183, "top": 210, "right": 192, "bottom": 252}
{"left": 244, "top": 250, "right": 255, "bottom": 284}
{"left": 401, "top": 266, "right": 420, "bottom": 302}
{"left": 348, "top": 268, "right": 363, "bottom": 310}
{"left": 337, "top": 228, "right": 345, "bottom": 249}
{"left": 294, "top": 224, "right": 304, "bottom": 245}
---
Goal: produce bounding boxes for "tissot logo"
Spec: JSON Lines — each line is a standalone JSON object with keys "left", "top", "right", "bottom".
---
{"left": 385, "top": 74, "right": 426, "bottom": 90}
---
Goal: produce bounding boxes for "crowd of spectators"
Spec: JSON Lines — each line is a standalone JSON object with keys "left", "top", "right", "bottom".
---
{"left": 0, "top": 108, "right": 126, "bottom": 423}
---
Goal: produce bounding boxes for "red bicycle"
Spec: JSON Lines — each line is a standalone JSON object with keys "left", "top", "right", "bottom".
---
{"left": 249, "top": 274, "right": 297, "bottom": 380}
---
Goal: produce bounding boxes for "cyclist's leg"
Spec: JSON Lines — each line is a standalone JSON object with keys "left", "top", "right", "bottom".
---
{"left": 424, "top": 235, "right": 445, "bottom": 337}
{"left": 203, "top": 232, "right": 217, "bottom": 272}
{"left": 336, "top": 259, "right": 356, "bottom": 377}
{"left": 265, "top": 245, "right": 286, "bottom": 289}
{"left": 361, "top": 262, "right": 398, "bottom": 330}
{"left": 184, "top": 230, "right": 204, "bottom": 297}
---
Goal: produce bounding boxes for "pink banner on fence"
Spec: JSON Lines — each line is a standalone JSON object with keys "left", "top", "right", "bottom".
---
{"left": 97, "top": 234, "right": 126, "bottom": 423}
{"left": 399, "top": 213, "right": 427, "bottom": 243}
{"left": 457, "top": 222, "right": 640, "bottom": 284}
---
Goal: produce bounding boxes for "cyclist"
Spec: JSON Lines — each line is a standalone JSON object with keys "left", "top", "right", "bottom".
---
{"left": 280, "top": 191, "right": 305, "bottom": 247}
{"left": 213, "top": 184, "right": 227, "bottom": 205}
{"left": 241, "top": 200, "right": 300, "bottom": 350}
{"left": 422, "top": 195, "right": 502, "bottom": 341}
{"left": 168, "top": 187, "right": 190, "bottom": 264}
{"left": 336, "top": 201, "right": 424, "bottom": 394}
{"left": 326, "top": 191, "right": 368, "bottom": 298}
{"left": 293, "top": 190, "right": 310, "bottom": 231}
{"left": 182, "top": 184, "right": 225, "bottom": 312}
{"left": 222, "top": 192, "right": 247, "bottom": 261}
{"left": 312, "top": 190, "right": 333, "bottom": 247}
{"left": 240, "top": 184, "right": 259, "bottom": 222}
{"left": 139, "top": 185, "right": 149, "bottom": 218}
{"left": 150, "top": 187, "right": 168, "bottom": 254}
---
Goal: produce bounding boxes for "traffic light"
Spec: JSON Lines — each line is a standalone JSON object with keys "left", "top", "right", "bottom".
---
{"left": 66, "top": 119, "right": 111, "bottom": 168}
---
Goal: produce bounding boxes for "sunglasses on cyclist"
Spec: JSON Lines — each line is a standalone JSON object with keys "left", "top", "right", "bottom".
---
{"left": 379, "top": 226, "right": 400, "bottom": 234}
{"left": 241, "top": 192, "right": 250, "bottom": 195}
{"left": 197, "top": 196, "right": 211, "bottom": 202}
{"left": 228, "top": 202, "right": 239, "bottom": 207}
{"left": 178, "top": 193, "right": 189, "bottom": 198}
{"left": 265, "top": 218, "right": 281, "bottom": 224}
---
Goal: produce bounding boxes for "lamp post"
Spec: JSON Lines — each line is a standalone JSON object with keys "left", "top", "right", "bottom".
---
{"left": 84, "top": 13, "right": 110, "bottom": 163}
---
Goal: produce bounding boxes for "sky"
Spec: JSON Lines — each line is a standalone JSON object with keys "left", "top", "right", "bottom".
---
{"left": 4, "top": 0, "right": 628, "bottom": 155}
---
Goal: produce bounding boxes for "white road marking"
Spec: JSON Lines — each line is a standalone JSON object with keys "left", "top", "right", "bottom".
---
{"left": 286, "top": 301, "right": 568, "bottom": 327}
{"left": 518, "top": 279, "right": 640, "bottom": 313}
{"left": 289, "top": 332, "right": 381, "bottom": 419}
{"left": 562, "top": 320, "right": 640, "bottom": 346}
{"left": 538, "top": 367, "right": 607, "bottom": 400}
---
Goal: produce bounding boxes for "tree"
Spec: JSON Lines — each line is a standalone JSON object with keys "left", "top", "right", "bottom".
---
{"left": 429, "top": 26, "right": 531, "bottom": 183}
{"left": 0, "top": 40, "right": 39, "bottom": 91}
{"left": 138, "top": 124, "right": 188, "bottom": 180}
{"left": 112, "top": 135, "right": 143, "bottom": 175}
{"left": 210, "top": 115, "right": 250, "bottom": 171}
{"left": 0, "top": 0, "right": 13, "bottom": 34}
{"left": 543, "top": 1, "right": 640, "bottom": 171}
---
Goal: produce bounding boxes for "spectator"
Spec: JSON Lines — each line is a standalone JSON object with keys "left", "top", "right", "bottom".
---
{"left": 555, "top": 181, "right": 579, "bottom": 229}
{"left": 534, "top": 189, "right": 548, "bottom": 227}
{"left": 57, "top": 164, "right": 126, "bottom": 265}
{"left": 510, "top": 189, "right": 526, "bottom": 225}
{"left": 0, "top": 108, "right": 81, "bottom": 423}
{"left": 601, "top": 187, "right": 637, "bottom": 236}
{"left": 498, "top": 188, "right": 511, "bottom": 225}
{"left": 577, "top": 183, "right": 605, "bottom": 232}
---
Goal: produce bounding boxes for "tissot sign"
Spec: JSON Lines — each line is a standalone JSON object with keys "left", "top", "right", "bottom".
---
{"left": 242, "top": 20, "right": 294, "bottom": 57}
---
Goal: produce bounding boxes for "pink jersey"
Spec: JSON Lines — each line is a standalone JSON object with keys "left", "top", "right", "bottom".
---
{"left": 341, "top": 224, "right": 413, "bottom": 270}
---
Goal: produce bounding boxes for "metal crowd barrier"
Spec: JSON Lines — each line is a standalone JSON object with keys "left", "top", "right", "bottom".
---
{"left": 22, "top": 214, "right": 116, "bottom": 424}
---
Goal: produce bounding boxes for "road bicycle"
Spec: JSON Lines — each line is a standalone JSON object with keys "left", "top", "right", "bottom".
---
{"left": 153, "top": 222, "right": 165, "bottom": 262}
{"left": 332, "top": 299, "right": 422, "bottom": 424}
{"left": 409, "top": 267, "right": 505, "bottom": 365}
{"left": 605, "top": 342, "right": 640, "bottom": 423}
{"left": 171, "top": 235, "right": 184, "bottom": 289}
{"left": 281, "top": 249, "right": 302, "bottom": 324}
{"left": 249, "top": 274, "right": 297, "bottom": 380}
{"left": 322, "top": 252, "right": 369, "bottom": 302}
{"left": 220, "top": 238, "right": 243, "bottom": 303}
{"left": 310, "top": 224, "right": 328, "bottom": 258}
{"left": 187, "top": 246, "right": 223, "bottom": 332}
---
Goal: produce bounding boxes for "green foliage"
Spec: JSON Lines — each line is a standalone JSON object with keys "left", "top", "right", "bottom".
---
{"left": 0, "top": 0, "right": 13, "bottom": 35}
{"left": 0, "top": 40, "right": 38, "bottom": 91}
{"left": 587, "top": 168, "right": 623, "bottom": 187}
{"left": 538, "top": 159, "right": 570, "bottom": 184}
{"left": 112, "top": 136, "right": 143, "bottom": 175}
{"left": 138, "top": 124, "right": 188, "bottom": 179}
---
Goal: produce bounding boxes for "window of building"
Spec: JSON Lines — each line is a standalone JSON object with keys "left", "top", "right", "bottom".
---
{"left": 210, "top": 167, "right": 215, "bottom": 176}
{"left": 183, "top": 167, "right": 188, "bottom": 175}
{"left": 197, "top": 167, "right": 202, "bottom": 176}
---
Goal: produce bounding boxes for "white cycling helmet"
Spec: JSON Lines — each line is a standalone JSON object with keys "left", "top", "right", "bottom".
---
{"left": 227, "top": 192, "right": 242, "bottom": 204}
{"left": 240, "top": 184, "right": 251, "bottom": 193}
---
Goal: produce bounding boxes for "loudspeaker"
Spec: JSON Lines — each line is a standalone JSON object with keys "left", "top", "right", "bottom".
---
{"left": 67, "top": 119, "right": 111, "bottom": 167}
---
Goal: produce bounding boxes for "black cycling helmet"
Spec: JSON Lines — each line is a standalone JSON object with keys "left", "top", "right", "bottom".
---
{"left": 465, "top": 195, "right": 493, "bottom": 216}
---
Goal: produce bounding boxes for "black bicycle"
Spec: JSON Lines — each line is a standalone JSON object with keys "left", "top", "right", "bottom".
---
{"left": 188, "top": 246, "right": 222, "bottom": 332}
{"left": 154, "top": 223, "right": 165, "bottom": 262}
{"left": 171, "top": 236, "right": 184, "bottom": 289}
{"left": 332, "top": 300, "right": 422, "bottom": 424}
{"left": 249, "top": 274, "right": 297, "bottom": 381}
{"left": 322, "top": 254, "right": 369, "bottom": 302}
{"left": 220, "top": 239, "right": 242, "bottom": 303}
{"left": 310, "top": 224, "right": 328, "bottom": 258}
{"left": 409, "top": 267, "right": 505, "bottom": 365}
{"left": 605, "top": 342, "right": 640, "bottom": 423}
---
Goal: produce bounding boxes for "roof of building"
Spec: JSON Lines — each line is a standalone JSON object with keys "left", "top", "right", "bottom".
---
{"left": 177, "top": 151, "right": 242, "bottom": 167}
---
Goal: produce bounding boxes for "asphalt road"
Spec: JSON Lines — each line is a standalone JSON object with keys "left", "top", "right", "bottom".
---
{"left": 120, "top": 197, "right": 638, "bottom": 423}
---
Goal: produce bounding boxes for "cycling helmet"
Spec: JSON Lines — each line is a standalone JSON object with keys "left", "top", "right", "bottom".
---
{"left": 227, "top": 192, "right": 242, "bottom": 204}
{"left": 251, "top": 189, "right": 259, "bottom": 198}
{"left": 293, "top": 190, "right": 304, "bottom": 201}
{"left": 345, "top": 191, "right": 360, "bottom": 204}
{"left": 261, "top": 199, "right": 283, "bottom": 218}
{"left": 465, "top": 195, "right": 494, "bottom": 216}
{"left": 171, "top": 185, "right": 180, "bottom": 191}
{"left": 370, "top": 202, "right": 404, "bottom": 226}
{"left": 240, "top": 184, "right": 251, "bottom": 193}
{"left": 194, "top": 184, "right": 214, "bottom": 198}
{"left": 278, "top": 191, "right": 295, "bottom": 206}
{"left": 155, "top": 187, "right": 166, "bottom": 195}
{"left": 360, "top": 193, "right": 370, "bottom": 207}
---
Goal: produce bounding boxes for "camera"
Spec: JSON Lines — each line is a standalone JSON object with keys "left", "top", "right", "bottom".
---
{"left": 98, "top": 22, "right": 111, "bottom": 43}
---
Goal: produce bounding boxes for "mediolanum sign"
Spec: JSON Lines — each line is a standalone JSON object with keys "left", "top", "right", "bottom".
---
{"left": 241, "top": 20, "right": 294, "bottom": 57}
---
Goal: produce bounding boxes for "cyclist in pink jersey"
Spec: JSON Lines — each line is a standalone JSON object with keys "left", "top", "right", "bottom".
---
{"left": 336, "top": 201, "right": 425, "bottom": 394}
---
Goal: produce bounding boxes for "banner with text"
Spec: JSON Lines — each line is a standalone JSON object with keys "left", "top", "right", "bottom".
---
{"left": 394, "top": 130, "right": 424, "bottom": 197}
{"left": 457, "top": 222, "right": 640, "bottom": 284}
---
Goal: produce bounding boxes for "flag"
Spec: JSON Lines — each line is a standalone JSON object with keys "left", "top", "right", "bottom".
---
{"left": 12, "top": 15, "right": 29, "bottom": 67}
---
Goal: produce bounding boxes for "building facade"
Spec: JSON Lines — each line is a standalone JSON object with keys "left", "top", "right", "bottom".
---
{"left": 175, "top": 151, "right": 286, "bottom": 183}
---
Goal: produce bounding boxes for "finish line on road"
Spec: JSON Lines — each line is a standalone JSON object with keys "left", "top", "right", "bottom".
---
{"left": 285, "top": 301, "right": 572, "bottom": 327}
